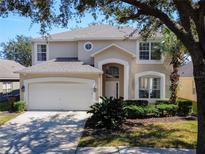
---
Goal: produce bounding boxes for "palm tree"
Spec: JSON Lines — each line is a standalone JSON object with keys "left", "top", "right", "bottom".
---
{"left": 161, "top": 28, "right": 187, "bottom": 104}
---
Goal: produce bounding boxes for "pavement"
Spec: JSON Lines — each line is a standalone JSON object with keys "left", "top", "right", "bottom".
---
{"left": 76, "top": 147, "right": 196, "bottom": 154}
{"left": 0, "top": 111, "right": 196, "bottom": 154}
{"left": 0, "top": 111, "right": 89, "bottom": 154}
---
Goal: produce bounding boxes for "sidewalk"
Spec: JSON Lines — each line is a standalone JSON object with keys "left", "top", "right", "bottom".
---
{"left": 77, "top": 146, "right": 196, "bottom": 154}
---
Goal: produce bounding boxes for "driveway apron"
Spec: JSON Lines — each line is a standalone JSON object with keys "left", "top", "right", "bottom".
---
{"left": 0, "top": 111, "right": 89, "bottom": 154}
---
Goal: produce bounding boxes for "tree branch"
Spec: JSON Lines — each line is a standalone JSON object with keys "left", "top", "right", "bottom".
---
{"left": 173, "top": 0, "right": 192, "bottom": 33}
{"left": 120, "top": 0, "right": 196, "bottom": 52}
{"left": 119, "top": 10, "right": 143, "bottom": 23}
{"left": 197, "top": 0, "right": 205, "bottom": 51}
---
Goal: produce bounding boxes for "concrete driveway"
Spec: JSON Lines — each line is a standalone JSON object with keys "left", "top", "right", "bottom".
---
{"left": 0, "top": 111, "right": 89, "bottom": 154}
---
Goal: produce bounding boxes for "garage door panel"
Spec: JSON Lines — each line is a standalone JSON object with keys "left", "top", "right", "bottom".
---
{"left": 28, "top": 82, "right": 93, "bottom": 110}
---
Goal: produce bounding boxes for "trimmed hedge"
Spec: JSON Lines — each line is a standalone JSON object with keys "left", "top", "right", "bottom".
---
{"left": 155, "top": 100, "right": 170, "bottom": 105}
{"left": 178, "top": 100, "right": 192, "bottom": 116}
{"left": 155, "top": 103, "right": 178, "bottom": 116}
{"left": 124, "top": 100, "right": 148, "bottom": 106}
{"left": 0, "top": 100, "right": 25, "bottom": 112}
{"left": 0, "top": 102, "right": 11, "bottom": 111}
{"left": 125, "top": 105, "right": 146, "bottom": 118}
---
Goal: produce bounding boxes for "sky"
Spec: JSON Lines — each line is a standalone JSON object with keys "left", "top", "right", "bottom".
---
{"left": 0, "top": 13, "right": 105, "bottom": 44}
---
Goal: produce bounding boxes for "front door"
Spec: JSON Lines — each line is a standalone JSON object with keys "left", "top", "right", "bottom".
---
{"left": 103, "top": 63, "right": 124, "bottom": 98}
{"left": 105, "top": 81, "right": 119, "bottom": 98}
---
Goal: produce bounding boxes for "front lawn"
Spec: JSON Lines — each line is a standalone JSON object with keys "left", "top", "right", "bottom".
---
{"left": 79, "top": 117, "right": 197, "bottom": 149}
{"left": 0, "top": 112, "right": 20, "bottom": 125}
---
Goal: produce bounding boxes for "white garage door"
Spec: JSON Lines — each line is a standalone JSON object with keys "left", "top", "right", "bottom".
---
{"left": 28, "top": 82, "right": 94, "bottom": 110}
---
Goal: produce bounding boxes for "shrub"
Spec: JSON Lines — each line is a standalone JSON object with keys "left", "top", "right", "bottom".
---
{"left": 87, "top": 97, "right": 126, "bottom": 129}
{"left": 14, "top": 101, "right": 25, "bottom": 112}
{"left": 125, "top": 104, "right": 159, "bottom": 118}
{"left": 155, "top": 100, "right": 170, "bottom": 105}
{"left": 144, "top": 105, "right": 159, "bottom": 116}
{"left": 0, "top": 102, "right": 12, "bottom": 111}
{"left": 125, "top": 105, "right": 146, "bottom": 118}
{"left": 177, "top": 100, "right": 192, "bottom": 116}
{"left": 156, "top": 103, "right": 178, "bottom": 116}
{"left": 124, "top": 100, "right": 148, "bottom": 106}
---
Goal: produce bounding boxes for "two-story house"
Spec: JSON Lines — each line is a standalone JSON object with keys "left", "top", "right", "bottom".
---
{"left": 17, "top": 25, "right": 171, "bottom": 110}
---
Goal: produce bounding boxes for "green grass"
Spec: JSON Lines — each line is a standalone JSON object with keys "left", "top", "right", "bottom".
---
{"left": 0, "top": 113, "right": 20, "bottom": 125}
{"left": 79, "top": 120, "right": 197, "bottom": 149}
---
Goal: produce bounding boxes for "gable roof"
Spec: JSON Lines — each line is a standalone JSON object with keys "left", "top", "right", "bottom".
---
{"left": 179, "top": 62, "right": 193, "bottom": 77}
{"left": 91, "top": 43, "right": 136, "bottom": 58}
{"left": 17, "top": 59, "right": 103, "bottom": 74}
{"left": 33, "top": 24, "right": 162, "bottom": 42}
{"left": 0, "top": 59, "right": 25, "bottom": 80}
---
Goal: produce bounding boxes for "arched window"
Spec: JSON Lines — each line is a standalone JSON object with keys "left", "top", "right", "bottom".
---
{"left": 104, "top": 66, "right": 119, "bottom": 79}
{"left": 139, "top": 76, "right": 161, "bottom": 98}
{"left": 136, "top": 71, "right": 165, "bottom": 99}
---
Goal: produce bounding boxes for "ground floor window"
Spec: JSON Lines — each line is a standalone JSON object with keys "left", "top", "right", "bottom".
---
{"left": 2, "top": 82, "right": 12, "bottom": 95}
{"left": 139, "top": 77, "right": 160, "bottom": 99}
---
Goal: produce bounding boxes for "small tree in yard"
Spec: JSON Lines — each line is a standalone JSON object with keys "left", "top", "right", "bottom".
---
{"left": 1, "top": 1, "right": 205, "bottom": 153}
{"left": 161, "top": 28, "right": 187, "bottom": 104}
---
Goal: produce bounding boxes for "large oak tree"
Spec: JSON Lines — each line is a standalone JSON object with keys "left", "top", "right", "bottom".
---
{"left": 1, "top": 0, "right": 205, "bottom": 153}
{"left": 1, "top": 35, "right": 32, "bottom": 66}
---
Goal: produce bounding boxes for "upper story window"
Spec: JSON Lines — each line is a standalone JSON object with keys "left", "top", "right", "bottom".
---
{"left": 139, "top": 42, "right": 161, "bottom": 60}
{"left": 37, "top": 44, "right": 47, "bottom": 61}
{"left": 84, "top": 42, "right": 93, "bottom": 52}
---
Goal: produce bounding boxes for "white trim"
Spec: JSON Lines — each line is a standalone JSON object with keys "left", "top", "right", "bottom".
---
{"left": 84, "top": 41, "right": 93, "bottom": 52}
{"left": 34, "top": 43, "right": 49, "bottom": 64}
{"left": 91, "top": 43, "right": 136, "bottom": 58}
{"left": 136, "top": 41, "right": 164, "bottom": 64}
{"left": 23, "top": 77, "right": 96, "bottom": 107}
{"left": 135, "top": 71, "right": 166, "bottom": 100}
{"left": 97, "top": 58, "right": 129, "bottom": 99}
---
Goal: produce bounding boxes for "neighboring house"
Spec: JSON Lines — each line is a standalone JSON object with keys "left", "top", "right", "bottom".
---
{"left": 0, "top": 59, "right": 25, "bottom": 101}
{"left": 17, "top": 24, "right": 172, "bottom": 110}
{"left": 178, "top": 62, "right": 197, "bottom": 101}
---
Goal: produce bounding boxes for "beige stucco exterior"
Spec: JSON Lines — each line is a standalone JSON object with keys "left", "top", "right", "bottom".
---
{"left": 178, "top": 77, "right": 197, "bottom": 101}
{"left": 92, "top": 45, "right": 171, "bottom": 99}
{"left": 27, "top": 32, "right": 172, "bottom": 105}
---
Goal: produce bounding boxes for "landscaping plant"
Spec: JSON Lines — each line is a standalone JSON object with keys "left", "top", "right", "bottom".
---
{"left": 124, "top": 100, "right": 148, "bottom": 106}
{"left": 87, "top": 97, "right": 126, "bottom": 130}
{"left": 178, "top": 100, "right": 193, "bottom": 116}
{"left": 14, "top": 101, "right": 25, "bottom": 112}
{"left": 155, "top": 103, "right": 178, "bottom": 116}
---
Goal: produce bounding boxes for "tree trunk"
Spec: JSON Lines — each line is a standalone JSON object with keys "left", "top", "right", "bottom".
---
{"left": 192, "top": 59, "right": 205, "bottom": 154}
{"left": 169, "top": 63, "right": 180, "bottom": 104}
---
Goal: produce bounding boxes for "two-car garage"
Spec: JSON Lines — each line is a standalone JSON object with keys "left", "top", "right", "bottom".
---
{"left": 27, "top": 79, "right": 95, "bottom": 110}
{"left": 18, "top": 61, "right": 103, "bottom": 111}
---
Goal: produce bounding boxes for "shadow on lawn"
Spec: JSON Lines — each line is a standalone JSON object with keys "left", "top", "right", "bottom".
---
{"left": 80, "top": 122, "right": 196, "bottom": 149}
{"left": 0, "top": 112, "right": 87, "bottom": 154}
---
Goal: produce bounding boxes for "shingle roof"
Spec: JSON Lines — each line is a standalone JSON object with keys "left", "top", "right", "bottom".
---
{"left": 0, "top": 59, "right": 25, "bottom": 80}
{"left": 179, "top": 62, "right": 193, "bottom": 77}
{"left": 33, "top": 24, "right": 162, "bottom": 41}
{"left": 17, "top": 59, "right": 103, "bottom": 74}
